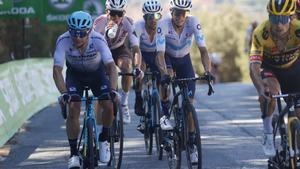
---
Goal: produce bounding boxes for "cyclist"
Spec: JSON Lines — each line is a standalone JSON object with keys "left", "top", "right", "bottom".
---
{"left": 156, "top": 0, "right": 213, "bottom": 163}
{"left": 94, "top": 0, "right": 143, "bottom": 124}
{"left": 134, "top": 0, "right": 169, "bottom": 132}
{"left": 249, "top": 0, "right": 300, "bottom": 157}
{"left": 53, "top": 11, "right": 118, "bottom": 168}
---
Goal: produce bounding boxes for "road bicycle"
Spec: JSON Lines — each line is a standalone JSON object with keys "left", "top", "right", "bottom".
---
{"left": 164, "top": 76, "right": 214, "bottom": 169}
{"left": 268, "top": 93, "right": 300, "bottom": 169}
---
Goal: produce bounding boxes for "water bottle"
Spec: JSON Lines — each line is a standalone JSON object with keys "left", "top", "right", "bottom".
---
{"left": 107, "top": 23, "right": 118, "bottom": 39}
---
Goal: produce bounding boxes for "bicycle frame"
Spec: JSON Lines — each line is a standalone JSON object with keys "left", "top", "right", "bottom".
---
{"left": 143, "top": 71, "right": 161, "bottom": 127}
{"left": 68, "top": 88, "right": 109, "bottom": 169}
{"left": 270, "top": 93, "right": 300, "bottom": 169}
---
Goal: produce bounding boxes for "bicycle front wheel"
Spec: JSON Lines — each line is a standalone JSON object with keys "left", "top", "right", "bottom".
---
{"left": 153, "top": 96, "right": 163, "bottom": 160}
{"left": 184, "top": 104, "right": 202, "bottom": 169}
{"left": 87, "top": 118, "right": 95, "bottom": 169}
{"left": 144, "top": 93, "right": 153, "bottom": 155}
{"left": 290, "top": 118, "right": 300, "bottom": 169}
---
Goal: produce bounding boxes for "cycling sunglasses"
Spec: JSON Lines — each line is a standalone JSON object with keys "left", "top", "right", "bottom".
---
{"left": 143, "top": 13, "right": 162, "bottom": 20}
{"left": 69, "top": 29, "right": 89, "bottom": 38}
{"left": 109, "top": 10, "right": 124, "bottom": 17}
{"left": 269, "top": 14, "right": 290, "bottom": 25}
{"left": 172, "top": 9, "right": 189, "bottom": 17}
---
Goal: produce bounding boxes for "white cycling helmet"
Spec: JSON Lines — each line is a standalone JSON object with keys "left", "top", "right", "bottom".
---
{"left": 143, "top": 0, "right": 163, "bottom": 14}
{"left": 106, "top": 0, "right": 127, "bottom": 11}
{"left": 170, "top": 0, "right": 192, "bottom": 10}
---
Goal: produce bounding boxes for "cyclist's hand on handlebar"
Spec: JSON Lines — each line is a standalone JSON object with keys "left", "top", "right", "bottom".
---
{"left": 58, "top": 92, "right": 71, "bottom": 104}
{"left": 258, "top": 87, "right": 271, "bottom": 102}
{"left": 204, "top": 71, "right": 215, "bottom": 82}
{"left": 161, "top": 74, "right": 171, "bottom": 86}
{"left": 133, "top": 67, "right": 144, "bottom": 80}
{"left": 110, "top": 89, "right": 120, "bottom": 103}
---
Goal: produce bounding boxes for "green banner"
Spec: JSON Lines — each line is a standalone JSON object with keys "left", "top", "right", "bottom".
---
{"left": 0, "top": 0, "right": 42, "bottom": 18}
{"left": 0, "top": 0, "right": 13, "bottom": 11}
{"left": 0, "top": 58, "right": 59, "bottom": 147}
{"left": 42, "top": 0, "right": 105, "bottom": 23}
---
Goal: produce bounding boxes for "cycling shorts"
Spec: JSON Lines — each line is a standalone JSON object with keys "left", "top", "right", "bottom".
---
{"left": 66, "top": 65, "right": 110, "bottom": 97}
{"left": 261, "top": 58, "right": 300, "bottom": 108}
{"left": 111, "top": 44, "right": 132, "bottom": 63}
{"left": 166, "top": 53, "right": 196, "bottom": 98}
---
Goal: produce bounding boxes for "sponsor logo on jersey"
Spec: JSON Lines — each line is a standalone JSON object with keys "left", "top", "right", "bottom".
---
{"left": 196, "top": 24, "right": 201, "bottom": 30}
{"left": 157, "top": 27, "right": 162, "bottom": 34}
{"left": 262, "top": 27, "right": 269, "bottom": 40}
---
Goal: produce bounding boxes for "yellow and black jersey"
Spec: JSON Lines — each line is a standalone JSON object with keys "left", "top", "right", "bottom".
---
{"left": 249, "top": 20, "right": 300, "bottom": 69}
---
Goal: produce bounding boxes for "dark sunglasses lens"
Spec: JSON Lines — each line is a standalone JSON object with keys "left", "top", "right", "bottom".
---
{"left": 110, "top": 10, "right": 123, "bottom": 17}
{"left": 69, "top": 29, "right": 88, "bottom": 38}
{"left": 269, "top": 15, "right": 289, "bottom": 24}
{"left": 173, "top": 9, "right": 186, "bottom": 17}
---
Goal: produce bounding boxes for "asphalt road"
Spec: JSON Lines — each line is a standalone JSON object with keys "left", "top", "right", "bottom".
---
{"left": 0, "top": 83, "right": 268, "bottom": 169}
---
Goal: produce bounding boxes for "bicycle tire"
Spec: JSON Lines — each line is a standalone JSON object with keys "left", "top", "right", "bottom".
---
{"left": 144, "top": 91, "right": 153, "bottom": 155}
{"left": 184, "top": 104, "right": 202, "bottom": 169}
{"left": 153, "top": 96, "right": 163, "bottom": 160}
{"left": 167, "top": 105, "right": 182, "bottom": 169}
{"left": 87, "top": 118, "right": 95, "bottom": 169}
{"left": 108, "top": 102, "right": 124, "bottom": 169}
{"left": 290, "top": 118, "right": 300, "bottom": 169}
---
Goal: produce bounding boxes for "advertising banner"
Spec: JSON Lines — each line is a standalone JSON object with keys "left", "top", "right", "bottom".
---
{"left": 0, "top": 0, "right": 42, "bottom": 18}
{"left": 42, "top": 0, "right": 105, "bottom": 23}
{"left": 0, "top": 58, "right": 59, "bottom": 147}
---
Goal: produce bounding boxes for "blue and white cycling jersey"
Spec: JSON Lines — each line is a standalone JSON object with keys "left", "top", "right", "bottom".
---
{"left": 53, "top": 30, "right": 113, "bottom": 72}
{"left": 134, "top": 20, "right": 157, "bottom": 52}
{"left": 156, "top": 15, "right": 206, "bottom": 58}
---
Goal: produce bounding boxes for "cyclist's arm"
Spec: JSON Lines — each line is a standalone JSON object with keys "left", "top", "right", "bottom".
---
{"left": 53, "top": 65, "right": 67, "bottom": 94}
{"left": 127, "top": 17, "right": 142, "bottom": 68}
{"left": 192, "top": 17, "right": 210, "bottom": 72}
{"left": 155, "top": 21, "right": 168, "bottom": 75}
{"left": 94, "top": 34, "right": 118, "bottom": 89}
{"left": 249, "top": 28, "right": 265, "bottom": 95}
{"left": 132, "top": 45, "right": 142, "bottom": 69}
{"left": 249, "top": 62, "right": 264, "bottom": 94}
{"left": 53, "top": 36, "right": 67, "bottom": 94}
{"left": 105, "top": 62, "right": 118, "bottom": 90}
{"left": 156, "top": 51, "right": 168, "bottom": 75}
{"left": 198, "top": 47, "right": 211, "bottom": 72}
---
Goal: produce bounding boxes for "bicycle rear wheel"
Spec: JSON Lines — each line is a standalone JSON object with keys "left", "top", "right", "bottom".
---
{"left": 184, "top": 104, "right": 202, "bottom": 169}
{"left": 144, "top": 92, "right": 153, "bottom": 155}
{"left": 108, "top": 103, "right": 124, "bottom": 169}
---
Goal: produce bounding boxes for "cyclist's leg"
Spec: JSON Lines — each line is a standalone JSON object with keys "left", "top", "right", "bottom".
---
{"left": 112, "top": 45, "right": 133, "bottom": 124}
{"left": 89, "top": 67, "right": 112, "bottom": 163}
{"left": 157, "top": 54, "right": 173, "bottom": 130}
{"left": 170, "top": 54, "right": 196, "bottom": 132}
{"left": 159, "top": 54, "right": 173, "bottom": 115}
{"left": 134, "top": 57, "right": 146, "bottom": 116}
{"left": 65, "top": 69, "right": 84, "bottom": 167}
{"left": 275, "top": 60, "right": 300, "bottom": 118}
{"left": 260, "top": 68, "right": 280, "bottom": 156}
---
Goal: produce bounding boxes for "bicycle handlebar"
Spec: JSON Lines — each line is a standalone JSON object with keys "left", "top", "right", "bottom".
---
{"left": 272, "top": 93, "right": 300, "bottom": 99}
{"left": 68, "top": 94, "right": 110, "bottom": 102}
{"left": 171, "top": 76, "right": 214, "bottom": 96}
